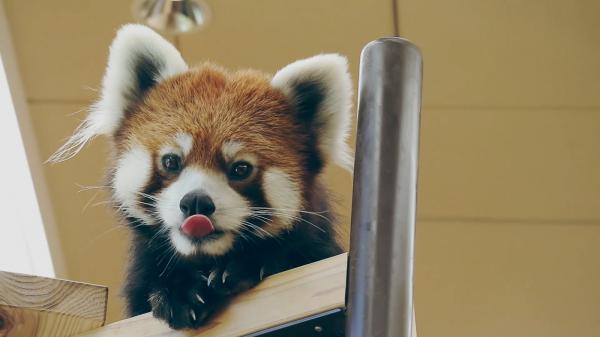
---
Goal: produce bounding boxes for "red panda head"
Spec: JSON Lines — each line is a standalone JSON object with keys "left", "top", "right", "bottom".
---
{"left": 51, "top": 24, "right": 353, "bottom": 257}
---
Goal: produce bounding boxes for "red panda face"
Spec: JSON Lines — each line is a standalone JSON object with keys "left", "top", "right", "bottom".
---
{"left": 112, "top": 67, "right": 314, "bottom": 255}
{"left": 51, "top": 25, "right": 353, "bottom": 257}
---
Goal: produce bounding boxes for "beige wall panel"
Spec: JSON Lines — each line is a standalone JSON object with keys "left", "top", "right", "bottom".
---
{"left": 396, "top": 0, "right": 600, "bottom": 107}
{"left": 6, "top": 0, "right": 394, "bottom": 102}
{"left": 4, "top": 0, "right": 175, "bottom": 102}
{"left": 29, "top": 103, "right": 127, "bottom": 323}
{"left": 415, "top": 220, "right": 600, "bottom": 337}
{"left": 179, "top": 0, "right": 394, "bottom": 74}
{"left": 417, "top": 107, "right": 600, "bottom": 221}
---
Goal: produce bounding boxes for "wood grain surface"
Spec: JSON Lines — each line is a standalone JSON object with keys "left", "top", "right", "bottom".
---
{"left": 0, "top": 271, "right": 108, "bottom": 337}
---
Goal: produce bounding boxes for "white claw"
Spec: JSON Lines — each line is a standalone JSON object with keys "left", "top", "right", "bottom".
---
{"left": 259, "top": 266, "right": 266, "bottom": 281}
{"left": 207, "top": 270, "right": 217, "bottom": 287}
{"left": 190, "top": 309, "right": 197, "bottom": 321}
{"left": 195, "top": 293, "right": 205, "bottom": 304}
{"left": 222, "top": 270, "right": 230, "bottom": 284}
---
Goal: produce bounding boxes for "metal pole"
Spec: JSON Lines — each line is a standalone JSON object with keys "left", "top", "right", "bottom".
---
{"left": 346, "top": 38, "right": 423, "bottom": 337}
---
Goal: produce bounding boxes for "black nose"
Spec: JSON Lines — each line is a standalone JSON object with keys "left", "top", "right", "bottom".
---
{"left": 179, "top": 191, "right": 216, "bottom": 217}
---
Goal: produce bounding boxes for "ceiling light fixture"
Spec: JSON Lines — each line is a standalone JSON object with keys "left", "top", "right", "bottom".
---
{"left": 133, "top": 0, "right": 211, "bottom": 34}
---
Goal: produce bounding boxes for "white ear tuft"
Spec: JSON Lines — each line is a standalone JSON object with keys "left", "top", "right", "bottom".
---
{"left": 49, "top": 24, "right": 187, "bottom": 163}
{"left": 271, "top": 54, "right": 354, "bottom": 171}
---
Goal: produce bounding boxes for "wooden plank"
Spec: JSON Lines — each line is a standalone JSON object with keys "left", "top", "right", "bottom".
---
{"left": 0, "top": 307, "right": 104, "bottom": 337}
{"left": 0, "top": 271, "right": 108, "bottom": 337}
{"left": 73, "top": 253, "right": 417, "bottom": 337}
{"left": 76, "top": 253, "right": 348, "bottom": 337}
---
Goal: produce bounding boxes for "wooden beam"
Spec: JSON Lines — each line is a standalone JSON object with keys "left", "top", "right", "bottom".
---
{"left": 76, "top": 253, "right": 348, "bottom": 337}
{"left": 72, "top": 253, "right": 417, "bottom": 337}
{"left": 0, "top": 271, "right": 108, "bottom": 337}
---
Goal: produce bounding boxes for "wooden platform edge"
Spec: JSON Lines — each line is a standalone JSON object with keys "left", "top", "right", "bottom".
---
{"left": 72, "top": 253, "right": 417, "bottom": 337}
{"left": 0, "top": 270, "right": 108, "bottom": 337}
{"left": 75, "top": 253, "right": 348, "bottom": 337}
{"left": 0, "top": 271, "right": 108, "bottom": 322}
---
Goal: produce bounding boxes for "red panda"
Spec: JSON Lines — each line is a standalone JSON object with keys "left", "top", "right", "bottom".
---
{"left": 51, "top": 24, "right": 353, "bottom": 329}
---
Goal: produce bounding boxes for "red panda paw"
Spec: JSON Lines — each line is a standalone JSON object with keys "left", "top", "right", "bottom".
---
{"left": 148, "top": 285, "right": 215, "bottom": 330}
{"left": 206, "top": 259, "right": 271, "bottom": 296}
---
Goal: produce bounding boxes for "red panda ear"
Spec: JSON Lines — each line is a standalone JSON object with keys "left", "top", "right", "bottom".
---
{"left": 271, "top": 54, "right": 354, "bottom": 171}
{"left": 49, "top": 24, "right": 187, "bottom": 162}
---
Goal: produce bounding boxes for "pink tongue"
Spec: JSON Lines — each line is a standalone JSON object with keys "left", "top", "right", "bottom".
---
{"left": 181, "top": 215, "right": 215, "bottom": 238}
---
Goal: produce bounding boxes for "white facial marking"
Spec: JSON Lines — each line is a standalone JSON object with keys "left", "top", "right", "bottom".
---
{"left": 113, "top": 145, "right": 153, "bottom": 224}
{"left": 175, "top": 132, "right": 194, "bottom": 156}
{"left": 158, "top": 144, "right": 180, "bottom": 158}
{"left": 200, "top": 233, "right": 235, "bottom": 256}
{"left": 159, "top": 133, "right": 194, "bottom": 161}
{"left": 263, "top": 168, "right": 302, "bottom": 229}
{"left": 221, "top": 141, "right": 244, "bottom": 161}
{"left": 157, "top": 168, "right": 250, "bottom": 256}
{"left": 169, "top": 230, "right": 195, "bottom": 256}
{"left": 221, "top": 141, "right": 258, "bottom": 167}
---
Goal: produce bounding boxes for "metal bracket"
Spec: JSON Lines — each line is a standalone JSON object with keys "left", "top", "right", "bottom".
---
{"left": 244, "top": 308, "right": 345, "bottom": 337}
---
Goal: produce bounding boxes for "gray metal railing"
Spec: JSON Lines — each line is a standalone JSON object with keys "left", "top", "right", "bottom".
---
{"left": 346, "top": 38, "right": 423, "bottom": 337}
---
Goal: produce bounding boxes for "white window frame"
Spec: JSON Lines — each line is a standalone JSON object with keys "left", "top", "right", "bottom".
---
{"left": 0, "top": 1, "right": 65, "bottom": 277}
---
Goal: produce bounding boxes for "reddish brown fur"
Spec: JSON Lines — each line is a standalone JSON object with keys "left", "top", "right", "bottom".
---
{"left": 117, "top": 64, "right": 306, "bottom": 173}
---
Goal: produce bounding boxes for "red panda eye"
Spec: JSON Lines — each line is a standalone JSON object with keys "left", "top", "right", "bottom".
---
{"left": 229, "top": 161, "right": 253, "bottom": 180}
{"left": 161, "top": 154, "right": 182, "bottom": 173}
